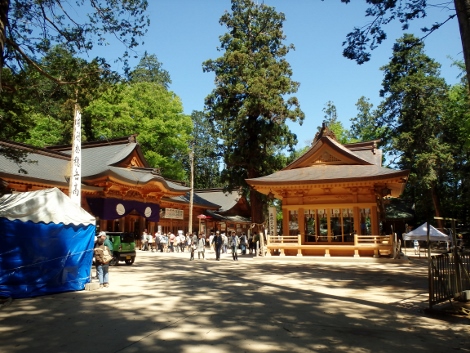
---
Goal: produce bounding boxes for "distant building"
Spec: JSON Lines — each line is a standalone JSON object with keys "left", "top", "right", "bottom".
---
{"left": 0, "top": 136, "right": 222, "bottom": 237}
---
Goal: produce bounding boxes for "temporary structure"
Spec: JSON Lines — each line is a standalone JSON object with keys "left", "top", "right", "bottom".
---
{"left": 403, "top": 222, "right": 452, "bottom": 242}
{"left": 0, "top": 188, "right": 96, "bottom": 298}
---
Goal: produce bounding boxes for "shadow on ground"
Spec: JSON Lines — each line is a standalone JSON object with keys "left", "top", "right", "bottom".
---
{"left": 0, "top": 251, "right": 468, "bottom": 353}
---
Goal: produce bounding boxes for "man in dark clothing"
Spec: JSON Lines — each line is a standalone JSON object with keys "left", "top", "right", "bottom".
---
{"left": 212, "top": 231, "right": 223, "bottom": 261}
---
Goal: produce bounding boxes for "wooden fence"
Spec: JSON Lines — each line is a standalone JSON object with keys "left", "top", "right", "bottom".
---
{"left": 429, "top": 252, "right": 470, "bottom": 307}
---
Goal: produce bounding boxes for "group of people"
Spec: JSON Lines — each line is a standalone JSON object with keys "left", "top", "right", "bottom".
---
{"left": 139, "top": 228, "right": 258, "bottom": 261}
{"left": 140, "top": 230, "right": 195, "bottom": 253}
{"left": 92, "top": 229, "right": 260, "bottom": 289}
{"left": 193, "top": 231, "right": 256, "bottom": 261}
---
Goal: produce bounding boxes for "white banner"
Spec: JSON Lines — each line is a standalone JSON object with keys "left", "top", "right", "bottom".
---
{"left": 69, "top": 107, "right": 82, "bottom": 205}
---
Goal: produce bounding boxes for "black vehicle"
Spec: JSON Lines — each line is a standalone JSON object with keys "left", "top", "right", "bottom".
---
{"left": 105, "top": 232, "right": 137, "bottom": 265}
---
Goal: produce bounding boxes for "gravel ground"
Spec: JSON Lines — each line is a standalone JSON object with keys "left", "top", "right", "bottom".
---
{"left": 0, "top": 249, "right": 469, "bottom": 353}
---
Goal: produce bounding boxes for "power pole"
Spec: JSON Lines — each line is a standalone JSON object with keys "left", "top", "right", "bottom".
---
{"left": 188, "top": 142, "right": 194, "bottom": 234}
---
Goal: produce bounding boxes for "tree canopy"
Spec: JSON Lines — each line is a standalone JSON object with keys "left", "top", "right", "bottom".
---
{"left": 86, "top": 81, "right": 192, "bottom": 180}
{"left": 127, "top": 51, "right": 171, "bottom": 89}
{"left": 188, "top": 111, "right": 222, "bottom": 189}
{"left": 340, "top": 0, "right": 470, "bottom": 86}
{"left": 376, "top": 34, "right": 452, "bottom": 223}
{"left": 0, "top": 0, "right": 149, "bottom": 91}
{"left": 203, "top": 0, "right": 304, "bottom": 226}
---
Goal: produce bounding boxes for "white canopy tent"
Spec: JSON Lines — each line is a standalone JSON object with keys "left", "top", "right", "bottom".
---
{"left": 403, "top": 222, "right": 452, "bottom": 242}
{"left": 402, "top": 222, "right": 452, "bottom": 256}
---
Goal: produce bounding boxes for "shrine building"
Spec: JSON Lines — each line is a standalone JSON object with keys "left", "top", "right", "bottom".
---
{"left": 246, "top": 125, "right": 409, "bottom": 257}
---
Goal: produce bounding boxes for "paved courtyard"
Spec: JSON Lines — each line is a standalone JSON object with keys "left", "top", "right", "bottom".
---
{"left": 0, "top": 249, "right": 469, "bottom": 353}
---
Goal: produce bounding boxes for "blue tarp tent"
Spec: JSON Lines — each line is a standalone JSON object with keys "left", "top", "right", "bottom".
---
{"left": 0, "top": 188, "right": 96, "bottom": 298}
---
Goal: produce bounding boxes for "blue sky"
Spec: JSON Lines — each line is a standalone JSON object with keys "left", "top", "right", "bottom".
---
{"left": 88, "top": 1, "right": 463, "bottom": 150}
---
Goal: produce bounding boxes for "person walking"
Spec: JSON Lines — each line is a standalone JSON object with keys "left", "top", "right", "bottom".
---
{"left": 155, "top": 231, "right": 162, "bottom": 252}
{"left": 196, "top": 233, "right": 206, "bottom": 260}
{"left": 148, "top": 232, "right": 155, "bottom": 252}
{"left": 209, "top": 232, "right": 215, "bottom": 252}
{"left": 230, "top": 232, "right": 239, "bottom": 261}
{"left": 141, "top": 229, "right": 149, "bottom": 251}
{"left": 189, "top": 233, "right": 197, "bottom": 261}
{"left": 161, "top": 233, "right": 169, "bottom": 252}
{"left": 212, "top": 231, "right": 223, "bottom": 261}
{"left": 222, "top": 232, "right": 228, "bottom": 254}
{"left": 169, "top": 232, "right": 175, "bottom": 252}
{"left": 239, "top": 233, "right": 247, "bottom": 255}
{"left": 413, "top": 239, "right": 420, "bottom": 256}
{"left": 94, "top": 233, "right": 113, "bottom": 288}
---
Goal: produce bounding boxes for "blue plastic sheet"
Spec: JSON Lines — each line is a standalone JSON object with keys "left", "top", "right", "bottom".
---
{"left": 0, "top": 219, "right": 95, "bottom": 298}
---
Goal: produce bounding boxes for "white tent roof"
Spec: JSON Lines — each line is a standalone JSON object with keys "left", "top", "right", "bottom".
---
{"left": 0, "top": 188, "right": 96, "bottom": 226}
{"left": 403, "top": 222, "right": 452, "bottom": 242}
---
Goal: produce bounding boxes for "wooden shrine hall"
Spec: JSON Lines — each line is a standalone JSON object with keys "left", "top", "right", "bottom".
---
{"left": 246, "top": 125, "right": 410, "bottom": 257}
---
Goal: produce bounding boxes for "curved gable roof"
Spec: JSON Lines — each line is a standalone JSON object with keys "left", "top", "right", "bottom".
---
{"left": 284, "top": 136, "right": 374, "bottom": 170}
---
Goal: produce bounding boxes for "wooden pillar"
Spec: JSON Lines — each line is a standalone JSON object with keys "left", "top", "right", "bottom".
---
{"left": 298, "top": 207, "right": 304, "bottom": 244}
{"left": 327, "top": 209, "right": 332, "bottom": 241}
{"left": 297, "top": 233, "right": 302, "bottom": 257}
{"left": 371, "top": 205, "right": 379, "bottom": 235}
{"left": 353, "top": 207, "right": 361, "bottom": 235}
{"left": 282, "top": 208, "right": 289, "bottom": 236}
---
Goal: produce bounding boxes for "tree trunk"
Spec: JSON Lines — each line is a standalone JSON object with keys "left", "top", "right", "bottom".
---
{"left": 454, "top": 0, "right": 470, "bottom": 88}
{"left": 250, "top": 187, "right": 264, "bottom": 231}
{"left": 431, "top": 185, "right": 444, "bottom": 229}
{"left": 0, "top": 0, "right": 10, "bottom": 90}
{"left": 248, "top": 168, "right": 265, "bottom": 234}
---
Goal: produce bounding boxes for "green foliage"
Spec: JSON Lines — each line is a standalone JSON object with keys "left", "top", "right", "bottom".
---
{"left": 349, "top": 97, "right": 380, "bottom": 143}
{"left": 23, "top": 113, "right": 64, "bottom": 147}
{"left": 438, "top": 74, "right": 470, "bottom": 224}
{"left": 186, "top": 111, "right": 222, "bottom": 189}
{"left": 1, "top": 0, "right": 149, "bottom": 89}
{"left": 340, "top": 0, "right": 453, "bottom": 64}
{"left": 86, "top": 82, "right": 192, "bottom": 180}
{"left": 317, "top": 101, "right": 351, "bottom": 144}
{"left": 203, "top": 0, "right": 304, "bottom": 222}
{"left": 1, "top": 46, "right": 121, "bottom": 146}
{"left": 203, "top": 0, "right": 304, "bottom": 187}
{"left": 127, "top": 52, "right": 171, "bottom": 89}
{"left": 376, "top": 34, "right": 452, "bottom": 221}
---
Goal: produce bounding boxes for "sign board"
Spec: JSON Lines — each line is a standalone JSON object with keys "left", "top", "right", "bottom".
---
{"left": 268, "top": 206, "right": 277, "bottom": 236}
{"left": 161, "top": 208, "right": 184, "bottom": 220}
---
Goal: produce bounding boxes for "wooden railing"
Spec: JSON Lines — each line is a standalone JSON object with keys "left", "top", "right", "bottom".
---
{"left": 355, "top": 234, "right": 392, "bottom": 245}
{"left": 266, "top": 234, "right": 393, "bottom": 258}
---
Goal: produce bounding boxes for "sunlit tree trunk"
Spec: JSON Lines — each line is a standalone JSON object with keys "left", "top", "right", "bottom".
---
{"left": 0, "top": 0, "right": 9, "bottom": 90}
{"left": 454, "top": 0, "right": 470, "bottom": 88}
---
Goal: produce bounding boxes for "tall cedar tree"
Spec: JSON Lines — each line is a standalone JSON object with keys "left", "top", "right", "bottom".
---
{"left": 186, "top": 111, "right": 222, "bottom": 189}
{"left": 341, "top": 0, "right": 470, "bottom": 88}
{"left": 203, "top": 0, "right": 304, "bottom": 229}
{"left": 440, "top": 67, "right": 470, "bottom": 224}
{"left": 377, "top": 34, "right": 452, "bottom": 225}
{"left": 127, "top": 52, "right": 172, "bottom": 89}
